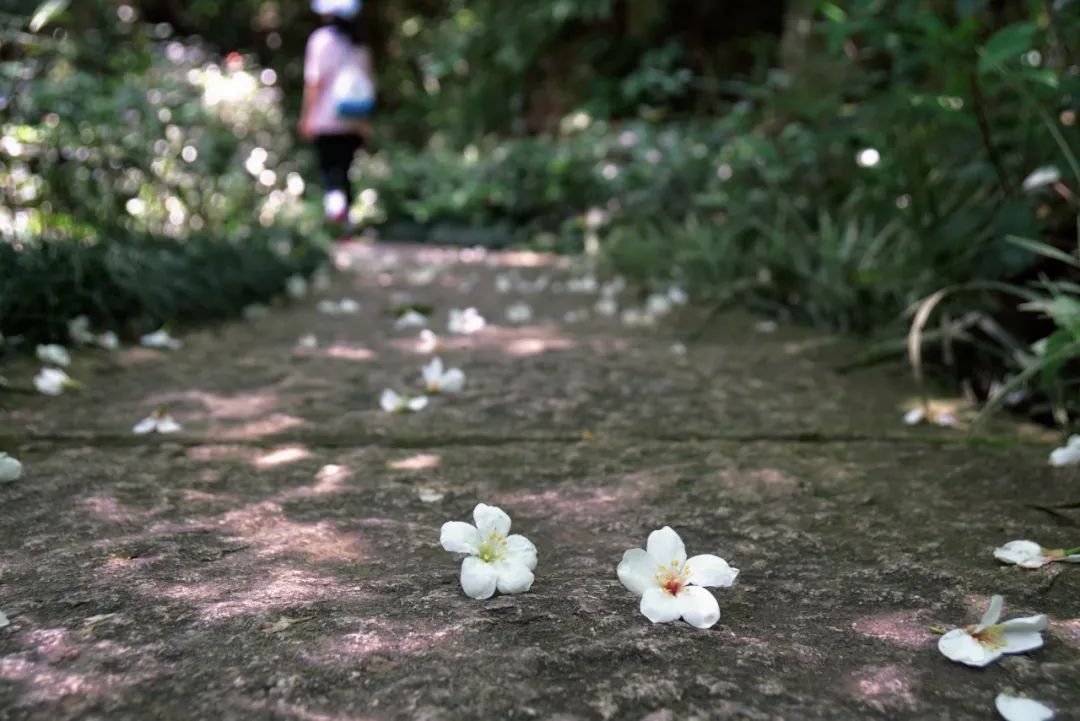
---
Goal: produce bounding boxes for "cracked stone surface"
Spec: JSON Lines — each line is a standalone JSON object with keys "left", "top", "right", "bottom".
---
{"left": 1, "top": 242, "right": 1077, "bottom": 720}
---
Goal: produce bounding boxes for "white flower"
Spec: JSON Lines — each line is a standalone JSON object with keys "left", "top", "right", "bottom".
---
{"left": 286, "top": 274, "right": 308, "bottom": 299}
{"left": 140, "top": 328, "right": 183, "bottom": 350}
{"left": 594, "top": 297, "right": 618, "bottom": 317}
{"left": 440, "top": 503, "right": 537, "bottom": 600}
{"left": 34, "top": 368, "right": 79, "bottom": 396}
{"left": 755, "top": 320, "right": 778, "bottom": 333}
{"left": 422, "top": 357, "right": 465, "bottom": 394}
{"left": 96, "top": 331, "right": 119, "bottom": 350}
{"left": 621, "top": 308, "right": 654, "bottom": 327}
{"left": 617, "top": 526, "right": 738, "bottom": 630}
{"left": 317, "top": 298, "right": 360, "bottom": 315}
{"left": 994, "top": 540, "right": 1080, "bottom": 569}
{"left": 938, "top": 595, "right": 1047, "bottom": 667}
{"left": 133, "top": 408, "right": 182, "bottom": 435}
{"left": 36, "top": 344, "right": 71, "bottom": 367}
{"left": 395, "top": 310, "right": 428, "bottom": 330}
{"left": 495, "top": 274, "right": 514, "bottom": 293}
{"left": 567, "top": 274, "right": 598, "bottom": 294}
{"left": 68, "top": 316, "right": 96, "bottom": 345}
{"left": 1022, "top": 166, "right": 1061, "bottom": 192}
{"left": 670, "top": 342, "right": 687, "bottom": 355}
{"left": 1049, "top": 435, "right": 1080, "bottom": 466}
{"left": 668, "top": 286, "right": 688, "bottom": 305}
{"left": 448, "top": 307, "right": 486, "bottom": 335}
{"left": 903, "top": 406, "right": 958, "bottom": 428}
{"left": 505, "top": 302, "right": 533, "bottom": 324}
{"left": 996, "top": 693, "right": 1054, "bottom": 721}
{"left": 417, "top": 329, "right": 441, "bottom": 354}
{"left": 297, "top": 333, "right": 318, "bottom": 349}
{"left": 243, "top": 303, "right": 270, "bottom": 320}
{"left": 645, "top": 293, "right": 672, "bottom": 317}
{"left": 0, "top": 453, "right": 22, "bottom": 483}
{"left": 379, "top": 389, "right": 428, "bottom": 414}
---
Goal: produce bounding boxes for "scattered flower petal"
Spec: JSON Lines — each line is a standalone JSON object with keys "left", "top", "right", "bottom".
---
{"left": 994, "top": 540, "right": 1080, "bottom": 569}
{"left": 0, "top": 453, "right": 23, "bottom": 483}
{"left": 938, "top": 595, "right": 1046, "bottom": 667}
{"left": 380, "top": 389, "right": 428, "bottom": 414}
{"left": 34, "top": 368, "right": 79, "bottom": 396}
{"left": 133, "top": 407, "right": 182, "bottom": 435}
{"left": 140, "top": 328, "right": 183, "bottom": 350}
{"left": 35, "top": 344, "right": 70, "bottom": 367}
{"left": 68, "top": 316, "right": 96, "bottom": 345}
{"left": 395, "top": 310, "right": 428, "bottom": 330}
{"left": 996, "top": 693, "right": 1054, "bottom": 721}
{"left": 1049, "top": 435, "right": 1080, "bottom": 466}
{"left": 417, "top": 329, "right": 441, "bottom": 354}
{"left": 505, "top": 302, "right": 533, "bottom": 324}
{"left": 617, "top": 526, "right": 737, "bottom": 629}
{"left": 448, "top": 307, "right": 486, "bottom": 335}
{"left": 440, "top": 503, "right": 537, "bottom": 599}
{"left": 422, "top": 357, "right": 465, "bottom": 394}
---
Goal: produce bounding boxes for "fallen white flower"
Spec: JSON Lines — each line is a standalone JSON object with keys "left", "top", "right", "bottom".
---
{"left": 617, "top": 526, "right": 738, "bottom": 629}
{"left": 316, "top": 298, "right": 360, "bottom": 316}
{"left": 994, "top": 540, "right": 1080, "bottom": 569}
{"left": 645, "top": 294, "right": 673, "bottom": 317}
{"left": 0, "top": 453, "right": 22, "bottom": 483}
{"left": 286, "top": 274, "right": 308, "bottom": 299}
{"left": 621, "top": 308, "right": 654, "bottom": 328}
{"left": 505, "top": 302, "right": 533, "bottom": 324}
{"left": 1049, "top": 435, "right": 1080, "bottom": 466}
{"left": 563, "top": 309, "right": 588, "bottom": 324}
{"left": 417, "top": 329, "right": 441, "bottom": 354}
{"left": 96, "top": 331, "right": 119, "bottom": 350}
{"left": 755, "top": 320, "right": 778, "bottom": 333}
{"left": 243, "top": 303, "right": 270, "bottom": 320}
{"left": 36, "top": 344, "right": 71, "bottom": 367}
{"left": 495, "top": 274, "right": 514, "bottom": 293}
{"left": 668, "top": 286, "right": 689, "bottom": 305}
{"left": 68, "top": 316, "right": 96, "bottom": 345}
{"left": 297, "top": 333, "right": 318, "bottom": 349}
{"left": 903, "top": 406, "right": 958, "bottom": 428}
{"left": 133, "top": 408, "right": 182, "bottom": 435}
{"left": 670, "top": 342, "right": 687, "bottom": 355}
{"left": 34, "top": 368, "right": 79, "bottom": 396}
{"left": 996, "top": 693, "right": 1054, "bottom": 721}
{"left": 567, "top": 275, "right": 598, "bottom": 294}
{"left": 422, "top": 357, "right": 465, "bottom": 394}
{"left": 418, "top": 488, "right": 445, "bottom": 503}
{"left": 938, "top": 595, "right": 1047, "bottom": 667}
{"left": 448, "top": 307, "right": 486, "bottom": 335}
{"left": 380, "top": 389, "right": 428, "bottom": 414}
{"left": 395, "top": 310, "right": 428, "bottom": 330}
{"left": 0, "top": 611, "right": 8, "bottom": 628}
{"left": 408, "top": 266, "right": 439, "bottom": 286}
{"left": 440, "top": 503, "right": 537, "bottom": 599}
{"left": 140, "top": 328, "right": 183, "bottom": 350}
{"left": 594, "top": 297, "right": 618, "bottom": 317}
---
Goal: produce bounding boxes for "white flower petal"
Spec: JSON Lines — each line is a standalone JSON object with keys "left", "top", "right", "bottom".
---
{"left": 473, "top": 503, "right": 511, "bottom": 537}
{"left": 132, "top": 417, "right": 157, "bottom": 434}
{"left": 685, "top": 554, "right": 739, "bottom": 588}
{"left": 994, "top": 540, "right": 1048, "bottom": 568}
{"left": 460, "top": 557, "right": 498, "bottom": 600}
{"left": 903, "top": 408, "right": 925, "bottom": 425}
{"left": 440, "top": 521, "right": 480, "bottom": 554}
{"left": 640, "top": 587, "right": 682, "bottom": 624}
{"left": 36, "top": 344, "right": 71, "bottom": 367}
{"left": 618, "top": 548, "right": 658, "bottom": 596}
{"left": 379, "top": 389, "right": 401, "bottom": 412}
{"left": 505, "top": 534, "right": 537, "bottom": 571}
{"left": 156, "top": 415, "right": 182, "bottom": 434}
{"left": 0, "top": 453, "right": 23, "bottom": 483}
{"left": 1000, "top": 628, "right": 1046, "bottom": 655}
{"left": 494, "top": 561, "right": 534, "bottom": 595}
{"left": 407, "top": 395, "right": 429, "bottom": 412}
{"left": 938, "top": 629, "right": 1002, "bottom": 667}
{"left": 1049, "top": 440, "right": 1080, "bottom": 466}
{"left": 646, "top": 527, "right": 687, "bottom": 566}
{"left": 422, "top": 358, "right": 444, "bottom": 387}
{"left": 995, "top": 693, "right": 1055, "bottom": 721}
{"left": 677, "top": 586, "right": 721, "bottom": 629}
{"left": 439, "top": 368, "right": 465, "bottom": 393}
{"left": 979, "top": 595, "right": 1005, "bottom": 629}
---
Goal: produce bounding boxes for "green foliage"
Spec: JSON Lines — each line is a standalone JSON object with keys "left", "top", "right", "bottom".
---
{"left": 0, "top": 4, "right": 329, "bottom": 349}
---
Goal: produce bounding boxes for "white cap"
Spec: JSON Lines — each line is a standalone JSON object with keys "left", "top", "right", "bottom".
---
{"left": 312, "top": 0, "right": 361, "bottom": 19}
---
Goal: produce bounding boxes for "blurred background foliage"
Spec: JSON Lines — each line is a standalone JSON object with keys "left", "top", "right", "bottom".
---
{"left": 3, "top": 0, "right": 1080, "bottom": 424}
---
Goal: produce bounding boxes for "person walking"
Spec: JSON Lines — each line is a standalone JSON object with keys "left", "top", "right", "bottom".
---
{"left": 299, "top": 0, "right": 375, "bottom": 234}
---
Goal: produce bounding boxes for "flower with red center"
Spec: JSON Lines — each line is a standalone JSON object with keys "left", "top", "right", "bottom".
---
{"left": 440, "top": 503, "right": 537, "bottom": 600}
{"left": 938, "top": 595, "right": 1047, "bottom": 667}
{"left": 617, "top": 526, "right": 738, "bottom": 629}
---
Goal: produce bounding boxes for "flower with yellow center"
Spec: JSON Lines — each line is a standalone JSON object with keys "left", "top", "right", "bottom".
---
{"left": 938, "top": 595, "right": 1047, "bottom": 667}
{"left": 617, "top": 526, "right": 738, "bottom": 629}
{"left": 133, "top": 407, "right": 182, "bottom": 435}
{"left": 421, "top": 357, "right": 465, "bottom": 394}
{"left": 440, "top": 503, "right": 537, "bottom": 600}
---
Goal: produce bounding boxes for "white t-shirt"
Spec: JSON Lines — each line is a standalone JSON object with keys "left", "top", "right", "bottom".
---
{"left": 304, "top": 26, "right": 371, "bottom": 135}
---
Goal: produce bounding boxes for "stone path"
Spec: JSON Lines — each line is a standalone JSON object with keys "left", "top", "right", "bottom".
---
{"left": 1, "top": 243, "right": 1077, "bottom": 720}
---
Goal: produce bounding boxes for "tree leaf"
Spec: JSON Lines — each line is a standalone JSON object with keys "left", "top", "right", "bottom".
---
{"left": 978, "top": 22, "right": 1036, "bottom": 73}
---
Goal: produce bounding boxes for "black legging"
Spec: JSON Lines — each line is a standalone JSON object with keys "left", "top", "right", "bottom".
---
{"left": 314, "top": 134, "right": 363, "bottom": 206}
